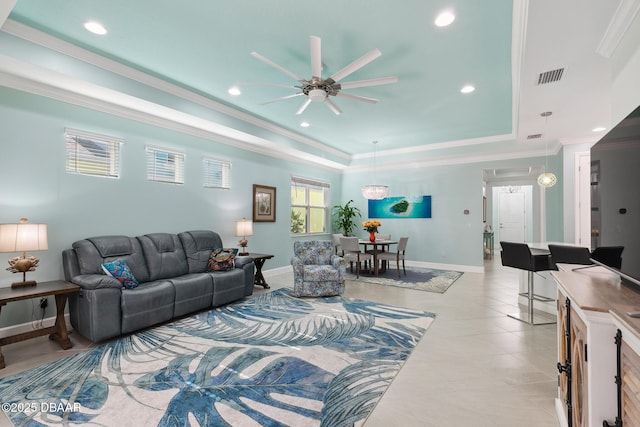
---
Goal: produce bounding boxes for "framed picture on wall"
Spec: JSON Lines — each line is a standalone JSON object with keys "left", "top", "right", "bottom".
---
{"left": 253, "top": 184, "right": 276, "bottom": 222}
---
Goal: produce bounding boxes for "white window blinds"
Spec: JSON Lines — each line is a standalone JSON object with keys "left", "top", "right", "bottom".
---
{"left": 65, "top": 129, "right": 122, "bottom": 178}
{"left": 146, "top": 145, "right": 185, "bottom": 184}
{"left": 203, "top": 157, "right": 231, "bottom": 189}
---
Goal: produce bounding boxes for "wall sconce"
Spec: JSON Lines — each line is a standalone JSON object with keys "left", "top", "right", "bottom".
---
{"left": 235, "top": 218, "right": 254, "bottom": 256}
{"left": 0, "top": 218, "right": 49, "bottom": 288}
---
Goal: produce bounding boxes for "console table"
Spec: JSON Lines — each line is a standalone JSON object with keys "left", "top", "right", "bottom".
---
{"left": 0, "top": 280, "right": 79, "bottom": 369}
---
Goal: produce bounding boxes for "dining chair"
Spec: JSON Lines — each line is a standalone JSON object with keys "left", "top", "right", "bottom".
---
{"left": 340, "top": 236, "right": 372, "bottom": 278}
{"left": 377, "top": 237, "right": 408, "bottom": 278}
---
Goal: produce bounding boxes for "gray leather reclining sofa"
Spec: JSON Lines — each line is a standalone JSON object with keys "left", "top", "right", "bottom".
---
{"left": 62, "top": 230, "right": 255, "bottom": 343}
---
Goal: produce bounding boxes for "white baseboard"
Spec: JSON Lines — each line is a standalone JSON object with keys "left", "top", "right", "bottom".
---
{"left": 0, "top": 313, "right": 72, "bottom": 338}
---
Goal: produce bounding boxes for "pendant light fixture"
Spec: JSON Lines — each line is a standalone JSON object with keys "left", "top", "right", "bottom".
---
{"left": 361, "top": 140, "right": 389, "bottom": 200}
{"left": 537, "top": 111, "right": 557, "bottom": 188}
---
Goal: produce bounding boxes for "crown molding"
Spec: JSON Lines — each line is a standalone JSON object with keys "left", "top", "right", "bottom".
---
{"left": 351, "top": 133, "right": 514, "bottom": 159}
{"left": 596, "top": 0, "right": 640, "bottom": 58}
{"left": 1, "top": 19, "right": 351, "bottom": 162}
{"left": 0, "top": 53, "right": 347, "bottom": 172}
{"left": 345, "top": 144, "right": 556, "bottom": 174}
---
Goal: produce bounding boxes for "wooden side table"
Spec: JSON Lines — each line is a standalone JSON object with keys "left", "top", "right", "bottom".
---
{"left": 242, "top": 253, "right": 274, "bottom": 289}
{"left": 0, "top": 280, "right": 79, "bottom": 369}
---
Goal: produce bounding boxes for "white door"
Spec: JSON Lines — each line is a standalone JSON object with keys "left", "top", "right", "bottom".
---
{"left": 499, "top": 191, "right": 526, "bottom": 242}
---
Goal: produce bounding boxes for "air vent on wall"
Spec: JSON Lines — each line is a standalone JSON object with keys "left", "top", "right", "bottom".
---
{"left": 527, "top": 134, "right": 542, "bottom": 140}
{"left": 537, "top": 68, "right": 564, "bottom": 85}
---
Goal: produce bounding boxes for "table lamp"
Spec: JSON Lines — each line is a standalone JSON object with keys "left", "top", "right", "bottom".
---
{"left": 0, "top": 218, "right": 48, "bottom": 288}
{"left": 235, "top": 218, "right": 253, "bottom": 256}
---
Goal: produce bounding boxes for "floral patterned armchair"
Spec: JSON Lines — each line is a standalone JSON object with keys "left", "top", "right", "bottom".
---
{"left": 291, "top": 240, "right": 347, "bottom": 297}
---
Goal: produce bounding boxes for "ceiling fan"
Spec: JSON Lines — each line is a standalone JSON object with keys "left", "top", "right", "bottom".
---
{"left": 249, "top": 36, "right": 398, "bottom": 115}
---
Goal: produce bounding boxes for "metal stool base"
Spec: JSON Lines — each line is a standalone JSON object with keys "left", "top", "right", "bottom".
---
{"left": 508, "top": 270, "right": 556, "bottom": 326}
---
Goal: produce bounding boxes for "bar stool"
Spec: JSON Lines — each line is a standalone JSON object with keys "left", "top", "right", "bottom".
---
{"left": 500, "top": 241, "right": 556, "bottom": 325}
{"left": 591, "top": 246, "right": 624, "bottom": 269}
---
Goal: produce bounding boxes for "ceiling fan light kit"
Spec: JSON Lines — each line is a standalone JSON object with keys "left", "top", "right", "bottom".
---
{"left": 308, "top": 88, "right": 326, "bottom": 102}
{"left": 251, "top": 36, "right": 398, "bottom": 115}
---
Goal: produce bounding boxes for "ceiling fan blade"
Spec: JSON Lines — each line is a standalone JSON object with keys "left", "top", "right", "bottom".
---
{"left": 339, "top": 76, "right": 398, "bottom": 90}
{"left": 260, "top": 93, "right": 304, "bottom": 105}
{"left": 325, "top": 98, "right": 342, "bottom": 115}
{"left": 310, "top": 36, "right": 322, "bottom": 80}
{"left": 296, "top": 98, "right": 313, "bottom": 115}
{"left": 250, "top": 51, "right": 304, "bottom": 82}
{"left": 335, "top": 92, "right": 378, "bottom": 104}
{"left": 329, "top": 48, "right": 382, "bottom": 82}
{"left": 239, "top": 81, "right": 299, "bottom": 89}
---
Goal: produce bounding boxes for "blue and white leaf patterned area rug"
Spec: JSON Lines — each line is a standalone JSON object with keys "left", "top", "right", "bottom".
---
{"left": 0, "top": 289, "right": 435, "bottom": 427}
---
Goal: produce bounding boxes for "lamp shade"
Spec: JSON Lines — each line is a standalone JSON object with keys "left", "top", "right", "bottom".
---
{"left": 235, "top": 218, "right": 254, "bottom": 237}
{"left": 0, "top": 219, "right": 48, "bottom": 253}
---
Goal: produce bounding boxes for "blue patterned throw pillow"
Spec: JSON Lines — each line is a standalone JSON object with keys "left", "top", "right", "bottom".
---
{"left": 101, "top": 259, "right": 139, "bottom": 289}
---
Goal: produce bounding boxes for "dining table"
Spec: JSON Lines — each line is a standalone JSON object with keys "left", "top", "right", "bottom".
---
{"left": 358, "top": 239, "right": 397, "bottom": 276}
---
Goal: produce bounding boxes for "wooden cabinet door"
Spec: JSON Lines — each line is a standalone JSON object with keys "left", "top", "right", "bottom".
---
{"left": 557, "top": 292, "right": 570, "bottom": 421}
{"left": 622, "top": 340, "right": 640, "bottom": 426}
{"left": 571, "top": 307, "right": 588, "bottom": 427}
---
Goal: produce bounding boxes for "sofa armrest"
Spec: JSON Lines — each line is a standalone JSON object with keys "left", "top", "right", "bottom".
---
{"left": 71, "top": 274, "right": 122, "bottom": 290}
{"left": 235, "top": 256, "right": 254, "bottom": 269}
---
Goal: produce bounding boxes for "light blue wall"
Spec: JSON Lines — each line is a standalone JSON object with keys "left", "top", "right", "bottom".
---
{"left": 0, "top": 87, "right": 342, "bottom": 327}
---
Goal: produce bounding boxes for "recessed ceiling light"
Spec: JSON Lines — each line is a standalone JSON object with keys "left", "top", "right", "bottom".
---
{"left": 84, "top": 21, "right": 107, "bottom": 35}
{"left": 435, "top": 11, "right": 456, "bottom": 27}
{"left": 461, "top": 85, "right": 475, "bottom": 94}
{"left": 300, "top": 121, "right": 310, "bottom": 128}
{"left": 228, "top": 86, "right": 241, "bottom": 96}
{"left": 592, "top": 126, "right": 606, "bottom": 132}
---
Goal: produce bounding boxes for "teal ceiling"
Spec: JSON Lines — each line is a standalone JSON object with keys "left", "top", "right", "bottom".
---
{"left": 8, "top": 0, "right": 513, "bottom": 155}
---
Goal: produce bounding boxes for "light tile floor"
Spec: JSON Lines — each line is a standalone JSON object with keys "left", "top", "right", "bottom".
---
{"left": 0, "top": 257, "right": 560, "bottom": 427}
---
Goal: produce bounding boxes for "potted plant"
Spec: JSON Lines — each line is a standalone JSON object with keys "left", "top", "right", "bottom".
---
{"left": 332, "top": 200, "right": 362, "bottom": 236}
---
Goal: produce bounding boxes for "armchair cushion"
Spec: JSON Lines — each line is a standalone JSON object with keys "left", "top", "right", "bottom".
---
{"left": 302, "top": 265, "right": 342, "bottom": 282}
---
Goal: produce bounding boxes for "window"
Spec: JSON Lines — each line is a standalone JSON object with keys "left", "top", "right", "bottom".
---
{"left": 146, "top": 145, "right": 185, "bottom": 184}
{"left": 203, "top": 157, "right": 231, "bottom": 189}
{"left": 291, "top": 176, "right": 330, "bottom": 234}
{"left": 65, "top": 129, "right": 122, "bottom": 178}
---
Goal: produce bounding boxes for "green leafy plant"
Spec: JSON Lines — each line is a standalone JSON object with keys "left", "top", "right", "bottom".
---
{"left": 291, "top": 210, "right": 305, "bottom": 233}
{"left": 332, "top": 200, "right": 362, "bottom": 236}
